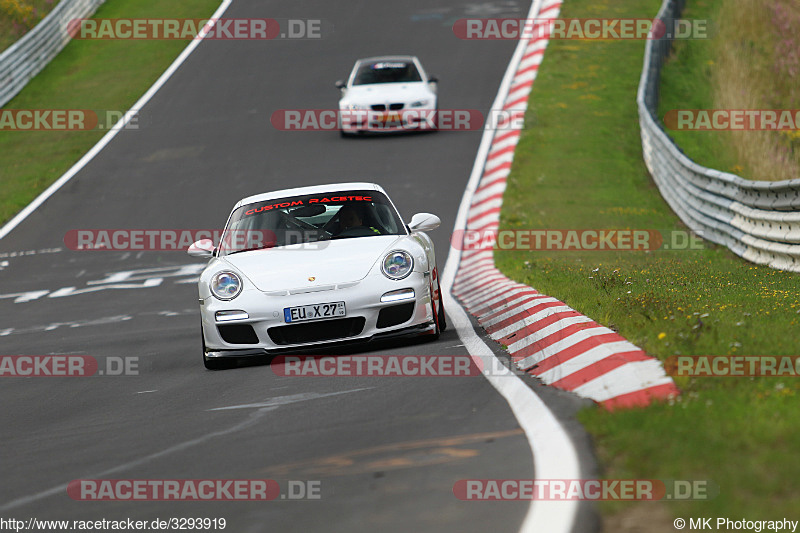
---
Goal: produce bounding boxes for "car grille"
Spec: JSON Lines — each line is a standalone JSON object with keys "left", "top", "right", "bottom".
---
{"left": 376, "top": 302, "right": 415, "bottom": 329}
{"left": 370, "top": 103, "right": 405, "bottom": 111}
{"left": 267, "top": 317, "right": 366, "bottom": 345}
{"left": 217, "top": 324, "right": 259, "bottom": 344}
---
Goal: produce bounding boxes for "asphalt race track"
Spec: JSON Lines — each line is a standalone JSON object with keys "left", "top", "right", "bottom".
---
{"left": 0, "top": 1, "right": 596, "bottom": 531}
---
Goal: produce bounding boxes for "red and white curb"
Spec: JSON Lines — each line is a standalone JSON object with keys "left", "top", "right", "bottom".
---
{"left": 449, "top": 0, "right": 679, "bottom": 409}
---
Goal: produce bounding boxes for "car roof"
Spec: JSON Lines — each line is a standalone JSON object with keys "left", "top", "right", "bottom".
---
{"left": 356, "top": 55, "right": 418, "bottom": 64}
{"left": 235, "top": 182, "right": 387, "bottom": 208}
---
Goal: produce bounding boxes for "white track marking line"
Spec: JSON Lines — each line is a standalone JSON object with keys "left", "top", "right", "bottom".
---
{"left": 0, "top": 1, "right": 580, "bottom": 529}
{"left": 0, "top": 391, "right": 372, "bottom": 513}
{"left": 209, "top": 388, "right": 372, "bottom": 411}
{"left": 0, "top": 404, "right": 271, "bottom": 513}
{"left": 0, "top": 0, "right": 237, "bottom": 514}
{"left": 0, "top": 0, "right": 233, "bottom": 242}
{"left": 443, "top": 282, "right": 580, "bottom": 533}
{"left": 442, "top": 0, "right": 579, "bottom": 530}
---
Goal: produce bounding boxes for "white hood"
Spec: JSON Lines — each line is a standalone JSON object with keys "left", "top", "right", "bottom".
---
{"left": 222, "top": 236, "right": 403, "bottom": 291}
{"left": 343, "top": 82, "right": 434, "bottom": 106}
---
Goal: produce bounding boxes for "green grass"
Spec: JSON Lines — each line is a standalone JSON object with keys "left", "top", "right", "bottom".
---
{"left": 0, "top": 0, "right": 221, "bottom": 225}
{"left": 658, "top": 0, "right": 800, "bottom": 180}
{"left": 3, "top": 0, "right": 799, "bottom": 524}
{"left": 656, "top": 0, "right": 742, "bottom": 175}
{"left": 496, "top": 0, "right": 800, "bottom": 522}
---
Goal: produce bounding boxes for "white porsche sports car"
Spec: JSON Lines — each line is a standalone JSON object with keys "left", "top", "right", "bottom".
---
{"left": 336, "top": 55, "right": 438, "bottom": 135}
{"left": 188, "top": 183, "right": 446, "bottom": 369}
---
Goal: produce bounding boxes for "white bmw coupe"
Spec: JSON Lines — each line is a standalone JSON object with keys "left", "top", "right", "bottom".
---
{"left": 336, "top": 55, "right": 438, "bottom": 135}
{"left": 188, "top": 183, "right": 446, "bottom": 369}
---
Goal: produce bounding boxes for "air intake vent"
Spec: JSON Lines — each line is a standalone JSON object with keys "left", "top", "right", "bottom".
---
{"left": 217, "top": 324, "right": 259, "bottom": 344}
{"left": 268, "top": 317, "right": 366, "bottom": 345}
{"left": 376, "top": 303, "right": 415, "bottom": 328}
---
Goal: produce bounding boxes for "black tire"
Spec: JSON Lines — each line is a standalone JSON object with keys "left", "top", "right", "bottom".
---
{"left": 437, "top": 288, "right": 447, "bottom": 332}
{"left": 428, "top": 280, "right": 441, "bottom": 340}
{"left": 430, "top": 300, "right": 441, "bottom": 340}
{"left": 202, "top": 325, "right": 230, "bottom": 370}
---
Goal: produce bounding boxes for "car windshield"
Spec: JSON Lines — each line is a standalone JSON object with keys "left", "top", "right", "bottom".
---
{"left": 220, "top": 190, "right": 407, "bottom": 255}
{"left": 353, "top": 60, "right": 422, "bottom": 85}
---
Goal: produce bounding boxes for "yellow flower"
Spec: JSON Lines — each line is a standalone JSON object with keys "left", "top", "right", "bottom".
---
{"left": 658, "top": 332, "right": 667, "bottom": 340}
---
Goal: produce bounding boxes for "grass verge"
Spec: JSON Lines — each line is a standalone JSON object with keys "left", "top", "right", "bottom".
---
{"left": 0, "top": 0, "right": 56, "bottom": 53}
{"left": 497, "top": 0, "right": 800, "bottom": 523}
{"left": 658, "top": 0, "right": 800, "bottom": 180}
{"left": 0, "top": 0, "right": 221, "bottom": 226}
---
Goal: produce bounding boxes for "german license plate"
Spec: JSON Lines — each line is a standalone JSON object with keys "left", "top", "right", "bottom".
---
{"left": 376, "top": 112, "right": 401, "bottom": 124}
{"left": 284, "top": 301, "right": 346, "bottom": 323}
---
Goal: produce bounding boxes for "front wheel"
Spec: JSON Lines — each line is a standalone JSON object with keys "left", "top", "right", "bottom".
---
{"left": 437, "top": 288, "right": 447, "bottom": 332}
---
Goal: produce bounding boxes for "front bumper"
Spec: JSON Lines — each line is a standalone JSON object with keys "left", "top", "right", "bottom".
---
{"left": 200, "top": 271, "right": 435, "bottom": 356}
{"left": 339, "top": 108, "right": 437, "bottom": 133}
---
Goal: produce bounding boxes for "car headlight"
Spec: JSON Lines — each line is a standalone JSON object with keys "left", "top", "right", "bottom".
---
{"left": 210, "top": 271, "right": 242, "bottom": 300}
{"left": 382, "top": 251, "right": 414, "bottom": 280}
{"left": 410, "top": 99, "right": 430, "bottom": 108}
{"left": 344, "top": 103, "right": 364, "bottom": 110}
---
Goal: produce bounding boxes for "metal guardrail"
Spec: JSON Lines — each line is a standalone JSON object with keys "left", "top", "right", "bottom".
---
{"left": 0, "top": 0, "right": 104, "bottom": 108}
{"left": 638, "top": 0, "right": 800, "bottom": 271}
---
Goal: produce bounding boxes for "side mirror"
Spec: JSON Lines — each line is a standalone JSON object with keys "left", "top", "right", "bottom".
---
{"left": 427, "top": 76, "right": 438, "bottom": 84}
{"left": 187, "top": 239, "right": 215, "bottom": 258}
{"left": 408, "top": 213, "right": 441, "bottom": 232}
{"left": 335, "top": 80, "right": 346, "bottom": 89}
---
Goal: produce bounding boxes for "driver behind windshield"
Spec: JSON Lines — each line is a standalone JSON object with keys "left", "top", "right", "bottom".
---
{"left": 335, "top": 204, "right": 380, "bottom": 236}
